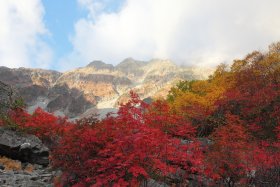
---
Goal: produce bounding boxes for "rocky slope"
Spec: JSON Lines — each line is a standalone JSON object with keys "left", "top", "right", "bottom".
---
{"left": 0, "top": 127, "right": 58, "bottom": 186}
{"left": 0, "top": 59, "right": 213, "bottom": 119}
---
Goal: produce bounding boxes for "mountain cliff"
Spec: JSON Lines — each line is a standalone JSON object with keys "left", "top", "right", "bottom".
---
{"left": 0, "top": 59, "right": 213, "bottom": 118}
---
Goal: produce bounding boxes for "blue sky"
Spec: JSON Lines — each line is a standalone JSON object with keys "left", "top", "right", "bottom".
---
{"left": 0, "top": 0, "right": 280, "bottom": 71}
{"left": 42, "top": 0, "right": 124, "bottom": 69}
{"left": 42, "top": 0, "right": 86, "bottom": 60}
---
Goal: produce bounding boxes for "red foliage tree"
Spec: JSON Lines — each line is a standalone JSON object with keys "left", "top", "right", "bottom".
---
{"left": 51, "top": 92, "right": 203, "bottom": 186}
{"left": 1, "top": 107, "right": 70, "bottom": 145}
{"left": 146, "top": 100, "right": 196, "bottom": 139}
{"left": 205, "top": 114, "right": 253, "bottom": 186}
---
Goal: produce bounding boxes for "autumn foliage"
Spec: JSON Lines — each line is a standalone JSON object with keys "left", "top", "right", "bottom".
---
{"left": 1, "top": 42, "right": 280, "bottom": 186}
{"left": 0, "top": 107, "right": 69, "bottom": 146}
{"left": 51, "top": 92, "right": 203, "bottom": 186}
{"left": 167, "top": 42, "right": 280, "bottom": 186}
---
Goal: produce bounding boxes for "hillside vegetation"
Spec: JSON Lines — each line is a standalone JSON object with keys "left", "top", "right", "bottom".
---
{"left": 0, "top": 42, "right": 280, "bottom": 186}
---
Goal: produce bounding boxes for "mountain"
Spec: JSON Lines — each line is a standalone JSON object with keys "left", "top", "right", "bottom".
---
{"left": 0, "top": 59, "right": 213, "bottom": 119}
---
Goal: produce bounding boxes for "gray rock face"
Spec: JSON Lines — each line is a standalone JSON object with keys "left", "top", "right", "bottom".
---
{"left": 0, "top": 166, "right": 58, "bottom": 187}
{"left": 141, "top": 179, "right": 168, "bottom": 187}
{"left": 0, "top": 128, "right": 49, "bottom": 166}
{"left": 0, "top": 67, "right": 61, "bottom": 89}
{"left": 0, "top": 81, "right": 19, "bottom": 114}
{"left": 46, "top": 84, "right": 94, "bottom": 118}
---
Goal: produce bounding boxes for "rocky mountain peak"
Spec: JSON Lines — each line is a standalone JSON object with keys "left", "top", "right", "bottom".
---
{"left": 146, "top": 59, "right": 177, "bottom": 71}
{"left": 116, "top": 58, "right": 146, "bottom": 76}
{"left": 119, "top": 57, "right": 135, "bottom": 63}
{"left": 86, "top": 60, "right": 114, "bottom": 71}
{"left": 117, "top": 58, "right": 146, "bottom": 66}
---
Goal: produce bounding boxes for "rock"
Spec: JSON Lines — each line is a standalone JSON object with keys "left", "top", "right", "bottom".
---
{"left": 0, "top": 163, "right": 4, "bottom": 170}
{"left": 141, "top": 179, "right": 168, "bottom": 187}
{"left": 0, "top": 81, "right": 19, "bottom": 114}
{"left": 0, "top": 166, "right": 58, "bottom": 187}
{"left": 0, "top": 128, "right": 49, "bottom": 166}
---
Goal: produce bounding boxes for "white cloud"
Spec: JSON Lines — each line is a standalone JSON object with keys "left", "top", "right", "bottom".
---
{"left": 61, "top": 0, "right": 280, "bottom": 70}
{"left": 0, "top": 0, "right": 52, "bottom": 69}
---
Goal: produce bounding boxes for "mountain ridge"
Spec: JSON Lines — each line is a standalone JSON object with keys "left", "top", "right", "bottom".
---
{"left": 0, "top": 59, "right": 214, "bottom": 119}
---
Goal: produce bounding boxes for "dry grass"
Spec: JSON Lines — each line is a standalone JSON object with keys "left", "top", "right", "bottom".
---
{"left": 24, "top": 163, "right": 34, "bottom": 172}
{"left": 0, "top": 156, "right": 22, "bottom": 171}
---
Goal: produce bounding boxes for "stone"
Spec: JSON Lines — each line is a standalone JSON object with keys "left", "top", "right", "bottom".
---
{"left": 0, "top": 164, "right": 59, "bottom": 187}
{"left": 141, "top": 179, "right": 168, "bottom": 187}
{"left": 0, "top": 128, "right": 49, "bottom": 166}
{"left": 0, "top": 163, "right": 5, "bottom": 170}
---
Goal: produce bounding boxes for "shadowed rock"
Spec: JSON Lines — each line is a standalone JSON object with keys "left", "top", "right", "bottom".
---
{"left": 0, "top": 128, "right": 49, "bottom": 166}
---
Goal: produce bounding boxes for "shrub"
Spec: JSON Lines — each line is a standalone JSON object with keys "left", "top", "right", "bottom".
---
{"left": 51, "top": 92, "right": 203, "bottom": 186}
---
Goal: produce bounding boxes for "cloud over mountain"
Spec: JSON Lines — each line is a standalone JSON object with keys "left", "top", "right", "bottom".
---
{"left": 60, "top": 0, "right": 280, "bottom": 70}
{"left": 1, "top": 0, "right": 280, "bottom": 71}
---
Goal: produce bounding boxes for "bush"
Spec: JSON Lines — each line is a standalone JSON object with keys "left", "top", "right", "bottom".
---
{"left": 51, "top": 92, "right": 203, "bottom": 186}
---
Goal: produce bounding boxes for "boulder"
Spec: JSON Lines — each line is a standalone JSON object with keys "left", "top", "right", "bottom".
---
{"left": 0, "top": 128, "right": 49, "bottom": 166}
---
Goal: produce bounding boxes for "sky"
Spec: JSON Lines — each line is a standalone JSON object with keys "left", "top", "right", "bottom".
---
{"left": 0, "top": 0, "right": 280, "bottom": 71}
